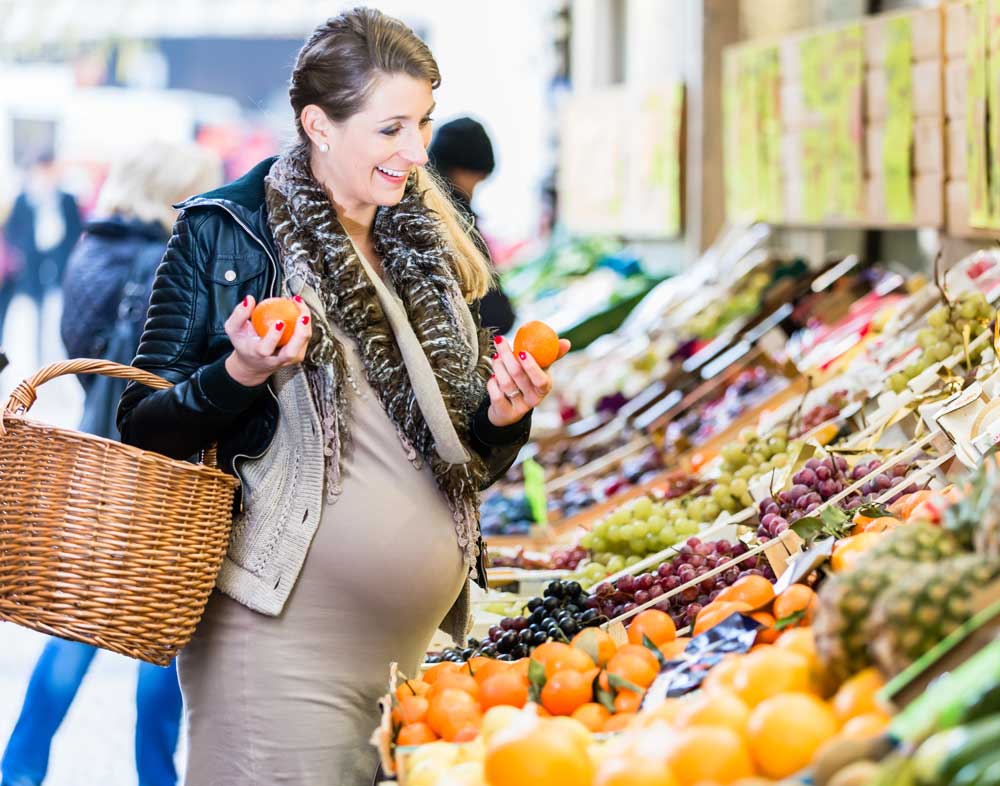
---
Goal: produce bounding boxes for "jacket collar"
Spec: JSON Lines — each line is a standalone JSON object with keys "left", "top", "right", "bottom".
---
{"left": 175, "top": 156, "right": 278, "bottom": 250}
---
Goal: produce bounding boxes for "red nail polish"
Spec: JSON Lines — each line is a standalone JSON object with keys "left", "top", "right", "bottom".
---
{"left": 293, "top": 294, "right": 303, "bottom": 303}
{"left": 493, "top": 335, "right": 503, "bottom": 345}
{"left": 491, "top": 352, "right": 497, "bottom": 359}
{"left": 519, "top": 351, "right": 527, "bottom": 361}
{"left": 301, "top": 315, "right": 310, "bottom": 325}
{"left": 242, "top": 296, "right": 249, "bottom": 308}
{"left": 490, "top": 374, "right": 496, "bottom": 379}
{"left": 274, "top": 321, "right": 285, "bottom": 332}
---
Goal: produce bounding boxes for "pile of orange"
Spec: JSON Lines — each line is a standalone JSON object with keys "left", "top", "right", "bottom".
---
{"left": 691, "top": 574, "right": 818, "bottom": 641}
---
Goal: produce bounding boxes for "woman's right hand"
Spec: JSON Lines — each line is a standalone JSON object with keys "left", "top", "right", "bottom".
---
{"left": 224, "top": 295, "right": 312, "bottom": 387}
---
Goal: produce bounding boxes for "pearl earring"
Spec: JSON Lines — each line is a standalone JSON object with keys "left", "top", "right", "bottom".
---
{"left": 318, "top": 142, "right": 329, "bottom": 153}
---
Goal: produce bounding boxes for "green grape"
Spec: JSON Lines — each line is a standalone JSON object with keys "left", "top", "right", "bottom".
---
{"left": 712, "top": 485, "right": 731, "bottom": 504}
{"left": 771, "top": 426, "right": 789, "bottom": 440}
{"left": 888, "top": 372, "right": 907, "bottom": 393}
{"left": 903, "top": 363, "right": 920, "bottom": 380}
{"left": 741, "top": 492, "right": 754, "bottom": 507}
{"left": 771, "top": 453, "right": 789, "bottom": 468}
{"left": 758, "top": 460, "right": 773, "bottom": 474}
{"left": 632, "top": 497, "right": 653, "bottom": 519}
{"left": 916, "top": 328, "right": 937, "bottom": 349}
{"left": 749, "top": 452, "right": 766, "bottom": 466}
{"left": 679, "top": 520, "right": 699, "bottom": 535}
{"left": 629, "top": 538, "right": 645, "bottom": 554}
{"left": 730, "top": 478, "right": 749, "bottom": 496}
{"left": 703, "top": 500, "right": 721, "bottom": 519}
{"left": 927, "top": 306, "right": 949, "bottom": 328}
{"left": 930, "top": 342, "right": 952, "bottom": 362}
{"left": 958, "top": 300, "right": 979, "bottom": 320}
{"left": 735, "top": 465, "right": 755, "bottom": 480}
{"left": 647, "top": 514, "right": 667, "bottom": 533}
{"left": 720, "top": 445, "right": 748, "bottom": 467}
{"left": 625, "top": 555, "right": 642, "bottom": 567}
{"left": 579, "top": 533, "right": 595, "bottom": 549}
{"left": 739, "top": 427, "right": 757, "bottom": 442}
{"left": 607, "top": 555, "right": 626, "bottom": 572}
{"left": 644, "top": 532, "right": 659, "bottom": 549}
{"left": 590, "top": 536, "right": 608, "bottom": 553}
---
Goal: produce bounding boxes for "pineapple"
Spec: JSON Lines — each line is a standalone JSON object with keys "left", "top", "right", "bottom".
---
{"left": 814, "top": 558, "right": 909, "bottom": 686}
{"left": 871, "top": 555, "right": 1000, "bottom": 675}
{"left": 859, "top": 521, "right": 961, "bottom": 564}
{"left": 943, "top": 454, "right": 1000, "bottom": 559}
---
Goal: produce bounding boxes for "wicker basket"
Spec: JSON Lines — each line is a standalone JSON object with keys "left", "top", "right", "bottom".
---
{"left": 0, "top": 359, "right": 239, "bottom": 665}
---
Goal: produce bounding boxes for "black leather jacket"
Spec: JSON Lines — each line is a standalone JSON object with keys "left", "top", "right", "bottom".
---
{"left": 117, "top": 157, "right": 530, "bottom": 497}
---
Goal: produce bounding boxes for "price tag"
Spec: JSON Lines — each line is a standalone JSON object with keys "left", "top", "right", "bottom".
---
{"left": 522, "top": 458, "right": 549, "bottom": 527}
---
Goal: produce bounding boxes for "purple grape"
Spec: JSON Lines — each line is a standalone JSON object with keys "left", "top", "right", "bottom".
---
{"left": 731, "top": 542, "right": 749, "bottom": 556}
{"left": 511, "top": 617, "right": 528, "bottom": 631}
{"left": 488, "top": 625, "right": 502, "bottom": 640}
{"left": 685, "top": 604, "right": 703, "bottom": 623}
{"left": 621, "top": 602, "right": 638, "bottom": 614}
{"left": 761, "top": 512, "right": 778, "bottom": 528}
{"left": 901, "top": 483, "right": 919, "bottom": 494}
{"left": 687, "top": 537, "right": 702, "bottom": 548}
{"left": 789, "top": 511, "right": 803, "bottom": 523}
{"left": 696, "top": 593, "right": 711, "bottom": 606}
{"left": 723, "top": 567, "right": 740, "bottom": 583}
{"left": 793, "top": 468, "right": 818, "bottom": 486}
{"left": 778, "top": 491, "right": 793, "bottom": 505}
{"left": 715, "top": 541, "right": 732, "bottom": 555}
{"left": 816, "top": 465, "right": 832, "bottom": 481}
{"left": 805, "top": 458, "right": 822, "bottom": 471}
{"left": 740, "top": 568, "right": 764, "bottom": 578}
{"left": 680, "top": 587, "right": 699, "bottom": 602}
{"left": 706, "top": 556, "right": 720, "bottom": 569}
{"left": 636, "top": 573, "right": 655, "bottom": 591}
{"left": 657, "top": 563, "right": 674, "bottom": 578}
{"left": 595, "top": 582, "right": 614, "bottom": 597}
{"left": 774, "top": 521, "right": 789, "bottom": 533}
{"left": 764, "top": 501, "right": 781, "bottom": 516}
{"left": 743, "top": 556, "right": 758, "bottom": 569}
{"left": 663, "top": 576, "right": 681, "bottom": 590}
{"left": 875, "top": 473, "right": 892, "bottom": 490}
{"left": 708, "top": 589, "right": 722, "bottom": 601}
{"left": 612, "top": 605, "right": 625, "bottom": 617}
{"left": 789, "top": 484, "right": 811, "bottom": 499}
{"left": 689, "top": 555, "right": 705, "bottom": 568}
{"left": 836, "top": 456, "right": 849, "bottom": 471}
{"left": 584, "top": 596, "right": 599, "bottom": 609}
{"left": 634, "top": 589, "right": 651, "bottom": 605}
{"left": 759, "top": 533, "right": 771, "bottom": 542}
{"left": 762, "top": 566, "right": 776, "bottom": 580}
{"left": 700, "top": 575, "right": 717, "bottom": 591}
{"left": 648, "top": 584, "right": 664, "bottom": 599}
{"left": 695, "top": 543, "right": 714, "bottom": 557}
{"left": 806, "top": 502, "right": 820, "bottom": 513}
{"left": 678, "top": 567, "right": 696, "bottom": 582}
{"left": 617, "top": 575, "right": 637, "bottom": 593}
{"left": 892, "top": 463, "right": 909, "bottom": 478}
{"left": 655, "top": 600, "right": 671, "bottom": 614}
{"left": 500, "top": 618, "right": 514, "bottom": 631}
{"left": 852, "top": 465, "right": 866, "bottom": 480}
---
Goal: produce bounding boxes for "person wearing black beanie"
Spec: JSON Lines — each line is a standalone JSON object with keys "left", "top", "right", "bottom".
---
{"left": 429, "top": 117, "right": 516, "bottom": 335}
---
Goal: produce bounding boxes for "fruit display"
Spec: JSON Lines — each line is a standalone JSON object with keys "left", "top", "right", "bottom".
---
{"left": 663, "top": 367, "right": 787, "bottom": 454}
{"left": 886, "top": 290, "right": 993, "bottom": 393}
{"left": 794, "top": 389, "right": 851, "bottom": 436}
{"left": 481, "top": 493, "right": 535, "bottom": 537}
{"left": 546, "top": 446, "right": 667, "bottom": 520}
{"left": 756, "top": 456, "right": 918, "bottom": 540}
{"left": 683, "top": 270, "right": 770, "bottom": 339}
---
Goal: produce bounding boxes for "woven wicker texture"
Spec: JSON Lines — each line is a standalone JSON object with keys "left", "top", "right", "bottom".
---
{"left": 0, "top": 360, "right": 239, "bottom": 665}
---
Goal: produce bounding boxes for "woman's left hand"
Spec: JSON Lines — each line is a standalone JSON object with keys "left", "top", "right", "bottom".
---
{"left": 486, "top": 335, "right": 572, "bottom": 427}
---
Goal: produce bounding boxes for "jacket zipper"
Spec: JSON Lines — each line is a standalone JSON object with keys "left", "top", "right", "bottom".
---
{"left": 188, "top": 199, "right": 282, "bottom": 508}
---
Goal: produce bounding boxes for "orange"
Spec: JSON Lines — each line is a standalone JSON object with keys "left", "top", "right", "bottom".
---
{"left": 747, "top": 692, "right": 839, "bottom": 778}
{"left": 614, "top": 644, "right": 661, "bottom": 673}
{"left": 513, "top": 320, "right": 561, "bottom": 368}
{"left": 839, "top": 711, "right": 892, "bottom": 739}
{"left": 730, "top": 648, "right": 813, "bottom": 707}
{"left": 775, "top": 627, "right": 817, "bottom": 664}
{"left": 484, "top": 721, "right": 593, "bottom": 786}
{"left": 396, "top": 721, "right": 438, "bottom": 746}
{"left": 464, "top": 656, "right": 493, "bottom": 678}
{"left": 831, "top": 668, "right": 886, "bottom": 723}
{"left": 397, "top": 695, "right": 429, "bottom": 726}
{"left": 772, "top": 584, "right": 818, "bottom": 625}
{"left": 664, "top": 725, "right": 755, "bottom": 785}
{"left": 693, "top": 601, "right": 753, "bottom": 635}
{"left": 427, "top": 671, "right": 480, "bottom": 702}
{"left": 851, "top": 510, "right": 876, "bottom": 536}
{"left": 715, "top": 575, "right": 775, "bottom": 609}
{"left": 571, "top": 702, "right": 612, "bottom": 732}
{"left": 628, "top": 609, "right": 677, "bottom": 646}
{"left": 250, "top": 297, "right": 300, "bottom": 347}
{"left": 673, "top": 688, "right": 751, "bottom": 739}
{"left": 427, "top": 688, "right": 482, "bottom": 741}
{"left": 702, "top": 654, "right": 744, "bottom": 695}
{"left": 863, "top": 516, "right": 902, "bottom": 533}
{"left": 472, "top": 659, "right": 510, "bottom": 685}
{"left": 452, "top": 725, "right": 480, "bottom": 742}
{"left": 541, "top": 669, "right": 594, "bottom": 716}
{"left": 658, "top": 638, "right": 690, "bottom": 660}
{"left": 831, "top": 532, "right": 883, "bottom": 572}
{"left": 479, "top": 670, "right": 529, "bottom": 711}
{"left": 889, "top": 489, "right": 933, "bottom": 519}
{"left": 751, "top": 611, "right": 779, "bottom": 644}
{"left": 423, "top": 661, "right": 460, "bottom": 685}
{"left": 603, "top": 712, "right": 637, "bottom": 733}
{"left": 601, "top": 652, "right": 658, "bottom": 692}
{"left": 396, "top": 678, "right": 431, "bottom": 700}
{"left": 532, "top": 642, "right": 592, "bottom": 679}
{"left": 594, "top": 755, "right": 680, "bottom": 786}
{"left": 573, "top": 628, "right": 618, "bottom": 667}
{"left": 510, "top": 658, "right": 531, "bottom": 680}
{"left": 613, "top": 689, "right": 643, "bottom": 714}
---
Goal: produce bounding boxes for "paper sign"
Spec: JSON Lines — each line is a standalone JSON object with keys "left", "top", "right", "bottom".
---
{"left": 884, "top": 15, "right": 914, "bottom": 222}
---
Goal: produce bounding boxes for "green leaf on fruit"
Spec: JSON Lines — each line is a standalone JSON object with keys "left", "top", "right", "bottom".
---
{"left": 642, "top": 633, "right": 668, "bottom": 668}
{"left": 527, "top": 658, "right": 547, "bottom": 703}
{"left": 774, "top": 610, "right": 807, "bottom": 631}
{"left": 607, "top": 673, "right": 643, "bottom": 695}
{"left": 790, "top": 506, "right": 851, "bottom": 543}
{"left": 572, "top": 629, "right": 601, "bottom": 666}
{"left": 594, "top": 672, "right": 617, "bottom": 712}
{"left": 855, "top": 503, "right": 891, "bottom": 520}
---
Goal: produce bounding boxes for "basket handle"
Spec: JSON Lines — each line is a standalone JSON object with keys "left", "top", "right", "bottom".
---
{"left": 2, "top": 359, "right": 222, "bottom": 468}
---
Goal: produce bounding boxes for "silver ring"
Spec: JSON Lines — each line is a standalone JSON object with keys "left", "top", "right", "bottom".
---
{"left": 505, "top": 390, "right": 522, "bottom": 400}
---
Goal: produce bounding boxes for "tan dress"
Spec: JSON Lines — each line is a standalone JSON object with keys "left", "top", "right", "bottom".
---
{"left": 177, "top": 324, "right": 468, "bottom": 786}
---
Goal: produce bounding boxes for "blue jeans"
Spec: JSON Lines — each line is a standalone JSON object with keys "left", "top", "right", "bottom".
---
{"left": 1, "top": 639, "right": 182, "bottom": 786}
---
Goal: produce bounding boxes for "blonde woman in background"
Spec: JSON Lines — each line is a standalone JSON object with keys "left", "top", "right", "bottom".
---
{"left": 0, "top": 141, "right": 221, "bottom": 786}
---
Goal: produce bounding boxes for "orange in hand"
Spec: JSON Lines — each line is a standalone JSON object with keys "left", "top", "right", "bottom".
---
{"left": 251, "top": 297, "right": 300, "bottom": 347}
{"left": 513, "top": 320, "right": 561, "bottom": 368}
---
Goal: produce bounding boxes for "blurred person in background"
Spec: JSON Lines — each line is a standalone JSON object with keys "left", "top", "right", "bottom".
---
{"left": 429, "top": 116, "right": 516, "bottom": 335}
{"left": 2, "top": 151, "right": 82, "bottom": 362}
{"left": 0, "top": 141, "right": 222, "bottom": 786}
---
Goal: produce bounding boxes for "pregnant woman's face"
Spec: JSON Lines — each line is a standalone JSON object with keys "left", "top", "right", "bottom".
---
{"left": 322, "top": 73, "right": 435, "bottom": 210}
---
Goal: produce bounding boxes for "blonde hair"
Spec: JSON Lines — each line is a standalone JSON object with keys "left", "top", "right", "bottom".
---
{"left": 94, "top": 141, "right": 223, "bottom": 232}
{"left": 290, "top": 7, "right": 494, "bottom": 300}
